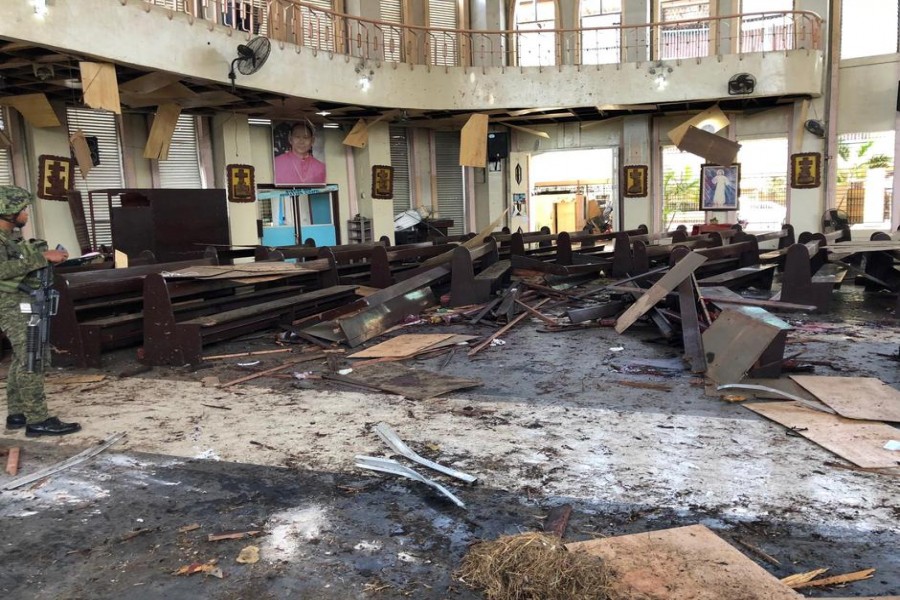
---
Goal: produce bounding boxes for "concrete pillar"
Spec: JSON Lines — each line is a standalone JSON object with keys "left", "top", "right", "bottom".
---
{"left": 622, "top": 115, "right": 653, "bottom": 232}
{"left": 21, "top": 105, "right": 79, "bottom": 252}
{"left": 211, "top": 113, "right": 257, "bottom": 246}
{"left": 621, "top": 0, "right": 650, "bottom": 63}
{"left": 353, "top": 122, "right": 394, "bottom": 243}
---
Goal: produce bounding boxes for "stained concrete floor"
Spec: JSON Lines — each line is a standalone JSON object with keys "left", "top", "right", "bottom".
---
{"left": 1, "top": 283, "right": 898, "bottom": 599}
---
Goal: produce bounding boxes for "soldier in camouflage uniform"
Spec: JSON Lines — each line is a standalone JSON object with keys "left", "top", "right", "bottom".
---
{"left": 0, "top": 185, "right": 80, "bottom": 437}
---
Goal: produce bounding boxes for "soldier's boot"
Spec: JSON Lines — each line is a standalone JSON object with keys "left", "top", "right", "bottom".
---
{"left": 25, "top": 416, "right": 81, "bottom": 437}
{"left": 5, "top": 414, "right": 26, "bottom": 429}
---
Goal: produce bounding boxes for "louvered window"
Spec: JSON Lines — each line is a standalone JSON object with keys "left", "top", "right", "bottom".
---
{"left": 158, "top": 115, "right": 202, "bottom": 188}
{"left": 380, "top": 0, "right": 404, "bottom": 63}
{"left": 389, "top": 126, "right": 412, "bottom": 216}
{"left": 66, "top": 107, "right": 125, "bottom": 247}
{"left": 428, "top": 0, "right": 459, "bottom": 66}
{"left": 434, "top": 131, "right": 465, "bottom": 235}
{"left": 0, "top": 108, "right": 12, "bottom": 186}
{"left": 300, "top": 0, "right": 337, "bottom": 52}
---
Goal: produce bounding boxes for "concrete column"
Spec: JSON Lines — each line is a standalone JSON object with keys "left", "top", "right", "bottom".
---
{"left": 21, "top": 105, "right": 79, "bottom": 252}
{"left": 353, "top": 122, "right": 394, "bottom": 243}
{"left": 622, "top": 115, "right": 653, "bottom": 232}
{"left": 472, "top": 163, "right": 506, "bottom": 231}
{"left": 508, "top": 151, "right": 529, "bottom": 232}
{"left": 621, "top": 0, "right": 650, "bottom": 63}
{"left": 211, "top": 113, "right": 257, "bottom": 246}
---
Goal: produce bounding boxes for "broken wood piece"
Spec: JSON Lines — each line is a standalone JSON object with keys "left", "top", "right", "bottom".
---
{"left": 733, "top": 538, "right": 781, "bottom": 566}
{"left": 217, "top": 352, "right": 326, "bottom": 388}
{"left": 780, "top": 568, "right": 830, "bottom": 587}
{"left": 566, "top": 301, "right": 625, "bottom": 324}
{"left": 785, "top": 568, "right": 875, "bottom": 590}
{"left": 717, "top": 384, "right": 834, "bottom": 414}
{"left": 203, "top": 348, "right": 293, "bottom": 360}
{"left": 207, "top": 530, "right": 261, "bottom": 542}
{"left": 788, "top": 376, "right": 900, "bottom": 422}
{"left": 6, "top": 447, "right": 20, "bottom": 476}
{"left": 514, "top": 299, "right": 558, "bottom": 325}
{"left": 678, "top": 276, "right": 706, "bottom": 373}
{"left": 348, "top": 334, "right": 455, "bottom": 359}
{"left": 354, "top": 455, "right": 465, "bottom": 508}
{"left": 468, "top": 298, "right": 551, "bottom": 356}
{"left": 120, "top": 528, "right": 155, "bottom": 542}
{"left": 177, "top": 523, "right": 201, "bottom": 533}
{"left": 374, "top": 422, "right": 477, "bottom": 483}
{"left": 692, "top": 274, "right": 712, "bottom": 325}
{"left": 3, "top": 432, "right": 126, "bottom": 491}
{"left": 615, "top": 252, "right": 707, "bottom": 334}
{"left": 607, "top": 285, "right": 818, "bottom": 312}
{"left": 543, "top": 503, "right": 573, "bottom": 538}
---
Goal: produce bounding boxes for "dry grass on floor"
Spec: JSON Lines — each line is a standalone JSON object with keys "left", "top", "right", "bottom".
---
{"left": 457, "top": 532, "right": 621, "bottom": 600}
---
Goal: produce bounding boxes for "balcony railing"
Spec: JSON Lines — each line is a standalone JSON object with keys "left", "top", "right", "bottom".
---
{"left": 139, "top": 1, "right": 822, "bottom": 69}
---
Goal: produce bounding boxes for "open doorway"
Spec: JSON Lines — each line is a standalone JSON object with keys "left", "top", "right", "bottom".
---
{"left": 528, "top": 148, "right": 617, "bottom": 234}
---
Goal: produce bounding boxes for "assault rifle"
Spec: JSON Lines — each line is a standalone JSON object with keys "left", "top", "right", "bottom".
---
{"left": 21, "top": 246, "right": 61, "bottom": 373}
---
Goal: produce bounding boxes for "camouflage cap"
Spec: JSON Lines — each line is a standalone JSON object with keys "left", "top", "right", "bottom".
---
{"left": 0, "top": 185, "right": 34, "bottom": 215}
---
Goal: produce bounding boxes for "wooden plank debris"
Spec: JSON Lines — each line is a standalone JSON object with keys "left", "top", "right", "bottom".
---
{"left": 783, "top": 568, "right": 875, "bottom": 590}
{"left": 789, "top": 376, "right": 900, "bottom": 422}
{"left": 468, "top": 298, "right": 551, "bottom": 356}
{"left": 566, "top": 524, "right": 802, "bottom": 599}
{"left": 703, "top": 308, "right": 791, "bottom": 384}
{"left": 336, "top": 363, "right": 481, "bottom": 400}
{"left": 615, "top": 252, "right": 707, "bottom": 333}
{"left": 543, "top": 504, "right": 573, "bottom": 538}
{"left": 6, "top": 447, "right": 20, "bottom": 476}
{"left": 745, "top": 402, "right": 900, "bottom": 469}
{"left": 678, "top": 277, "right": 706, "bottom": 373}
{"left": 348, "top": 334, "right": 455, "bottom": 359}
{"left": 208, "top": 530, "right": 261, "bottom": 542}
{"left": 217, "top": 352, "right": 326, "bottom": 388}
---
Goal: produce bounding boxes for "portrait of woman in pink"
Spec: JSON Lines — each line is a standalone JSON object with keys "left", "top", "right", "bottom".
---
{"left": 273, "top": 121, "right": 327, "bottom": 185}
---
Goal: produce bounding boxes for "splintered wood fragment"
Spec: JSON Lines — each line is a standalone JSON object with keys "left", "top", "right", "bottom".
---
{"left": 468, "top": 298, "right": 551, "bottom": 356}
{"left": 203, "top": 348, "right": 293, "bottom": 360}
{"left": 207, "top": 530, "right": 261, "bottom": 542}
{"left": 615, "top": 252, "right": 707, "bottom": 334}
{"left": 217, "top": 352, "right": 325, "bottom": 388}
{"left": 178, "top": 523, "right": 201, "bottom": 533}
{"left": 613, "top": 380, "right": 672, "bottom": 392}
{"left": 514, "top": 299, "right": 558, "bottom": 325}
{"left": 780, "top": 568, "right": 829, "bottom": 587}
{"left": 121, "top": 528, "right": 155, "bottom": 542}
{"left": 6, "top": 447, "right": 20, "bottom": 476}
{"left": 785, "top": 568, "right": 875, "bottom": 589}
{"left": 734, "top": 538, "right": 780, "bottom": 566}
{"left": 543, "top": 504, "right": 573, "bottom": 538}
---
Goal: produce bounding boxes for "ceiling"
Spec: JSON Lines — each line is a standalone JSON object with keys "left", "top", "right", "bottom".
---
{"left": 0, "top": 37, "right": 807, "bottom": 132}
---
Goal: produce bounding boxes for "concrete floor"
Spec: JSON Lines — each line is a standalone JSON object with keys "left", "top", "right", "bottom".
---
{"left": 0, "top": 283, "right": 898, "bottom": 599}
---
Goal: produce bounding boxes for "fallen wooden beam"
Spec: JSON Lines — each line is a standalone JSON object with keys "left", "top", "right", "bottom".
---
{"left": 615, "top": 252, "right": 707, "bottom": 333}
{"left": 217, "top": 352, "right": 326, "bottom": 388}
{"left": 468, "top": 298, "right": 551, "bottom": 356}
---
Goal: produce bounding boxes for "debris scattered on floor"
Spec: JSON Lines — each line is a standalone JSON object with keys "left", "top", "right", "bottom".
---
{"left": 207, "top": 530, "right": 261, "bottom": 542}
{"left": 354, "top": 455, "right": 466, "bottom": 508}
{"left": 5, "top": 447, "right": 19, "bottom": 476}
{"left": 457, "top": 532, "right": 616, "bottom": 600}
{"left": 173, "top": 561, "right": 223, "bottom": 578}
{"left": 781, "top": 567, "right": 875, "bottom": 589}
{"left": 235, "top": 545, "right": 260, "bottom": 564}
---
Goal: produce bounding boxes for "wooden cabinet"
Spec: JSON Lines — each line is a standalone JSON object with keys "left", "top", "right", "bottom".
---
{"left": 347, "top": 215, "right": 373, "bottom": 244}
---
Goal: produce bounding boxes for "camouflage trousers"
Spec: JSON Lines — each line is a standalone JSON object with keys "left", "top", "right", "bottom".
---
{"left": 0, "top": 306, "right": 50, "bottom": 424}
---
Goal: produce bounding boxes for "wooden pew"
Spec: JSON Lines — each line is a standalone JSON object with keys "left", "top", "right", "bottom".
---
{"left": 448, "top": 241, "right": 511, "bottom": 306}
{"left": 774, "top": 240, "right": 848, "bottom": 311}
{"left": 141, "top": 272, "right": 357, "bottom": 366}
{"left": 51, "top": 255, "right": 219, "bottom": 368}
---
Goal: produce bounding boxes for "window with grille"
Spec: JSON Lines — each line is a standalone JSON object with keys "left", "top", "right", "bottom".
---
{"left": 835, "top": 132, "right": 894, "bottom": 226}
{"left": 380, "top": 0, "right": 404, "bottom": 63}
{"left": 434, "top": 131, "right": 465, "bottom": 235}
{"left": 657, "top": 0, "right": 709, "bottom": 59}
{"left": 66, "top": 107, "right": 125, "bottom": 247}
{"left": 735, "top": 138, "right": 788, "bottom": 232}
{"left": 580, "top": 0, "right": 621, "bottom": 65}
{"left": 389, "top": 126, "right": 412, "bottom": 216}
{"left": 158, "top": 115, "right": 202, "bottom": 188}
{"left": 740, "top": 0, "right": 795, "bottom": 53}
{"left": 515, "top": 0, "right": 557, "bottom": 67}
{"left": 0, "top": 108, "right": 12, "bottom": 186}
{"left": 428, "top": 0, "right": 459, "bottom": 66}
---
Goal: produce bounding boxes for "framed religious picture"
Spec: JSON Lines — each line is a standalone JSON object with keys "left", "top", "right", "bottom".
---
{"left": 622, "top": 165, "right": 648, "bottom": 198}
{"left": 371, "top": 165, "right": 394, "bottom": 199}
{"left": 272, "top": 120, "right": 327, "bottom": 185}
{"left": 700, "top": 163, "right": 740, "bottom": 211}
{"left": 226, "top": 164, "right": 256, "bottom": 203}
{"left": 37, "top": 155, "right": 74, "bottom": 201}
{"left": 790, "top": 152, "right": 821, "bottom": 189}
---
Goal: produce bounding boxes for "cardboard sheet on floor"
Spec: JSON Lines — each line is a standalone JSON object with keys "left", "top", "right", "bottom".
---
{"left": 789, "top": 376, "right": 900, "bottom": 422}
{"left": 745, "top": 402, "right": 900, "bottom": 469}
{"left": 566, "top": 524, "right": 801, "bottom": 600}
{"left": 348, "top": 334, "right": 456, "bottom": 358}
{"left": 346, "top": 363, "right": 481, "bottom": 400}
